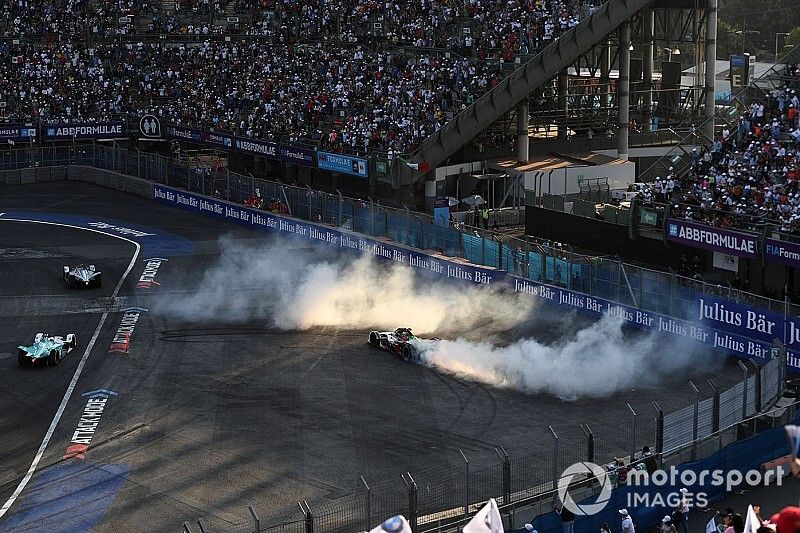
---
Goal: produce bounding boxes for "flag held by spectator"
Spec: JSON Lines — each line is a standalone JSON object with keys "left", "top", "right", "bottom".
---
{"left": 463, "top": 499, "right": 504, "bottom": 533}
{"left": 368, "top": 515, "right": 412, "bottom": 533}
{"left": 785, "top": 425, "right": 800, "bottom": 478}
{"left": 706, "top": 516, "right": 718, "bottom": 533}
{"left": 743, "top": 505, "right": 761, "bottom": 533}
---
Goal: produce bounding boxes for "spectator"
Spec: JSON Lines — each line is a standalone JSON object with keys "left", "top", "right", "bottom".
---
{"left": 558, "top": 503, "right": 575, "bottom": 533}
{"left": 0, "top": 0, "right": 596, "bottom": 155}
{"left": 661, "top": 516, "right": 677, "bottom": 533}
{"left": 619, "top": 509, "right": 635, "bottom": 533}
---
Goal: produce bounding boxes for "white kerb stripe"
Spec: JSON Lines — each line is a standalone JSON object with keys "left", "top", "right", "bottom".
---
{"left": 0, "top": 219, "right": 141, "bottom": 518}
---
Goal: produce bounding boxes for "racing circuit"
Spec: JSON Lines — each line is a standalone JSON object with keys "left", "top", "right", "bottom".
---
{"left": 0, "top": 181, "right": 743, "bottom": 532}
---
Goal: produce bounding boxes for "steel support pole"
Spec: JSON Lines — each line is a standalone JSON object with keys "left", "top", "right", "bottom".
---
{"left": 618, "top": 21, "right": 631, "bottom": 161}
{"left": 601, "top": 41, "right": 611, "bottom": 109}
{"left": 517, "top": 99, "right": 530, "bottom": 163}
{"left": 557, "top": 71, "right": 569, "bottom": 139}
{"left": 704, "top": 0, "right": 718, "bottom": 140}
{"left": 643, "top": 9, "right": 655, "bottom": 130}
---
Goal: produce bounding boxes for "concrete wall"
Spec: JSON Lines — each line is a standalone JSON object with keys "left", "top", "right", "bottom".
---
{"left": 0, "top": 166, "right": 67, "bottom": 185}
{"left": 66, "top": 166, "right": 155, "bottom": 199}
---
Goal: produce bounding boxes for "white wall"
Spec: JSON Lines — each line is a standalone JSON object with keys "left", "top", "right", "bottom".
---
{"left": 523, "top": 161, "right": 636, "bottom": 196}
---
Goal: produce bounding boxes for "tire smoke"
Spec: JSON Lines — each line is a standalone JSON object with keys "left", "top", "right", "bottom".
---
{"left": 154, "top": 237, "right": 534, "bottom": 334}
{"left": 155, "top": 237, "right": 718, "bottom": 399}
{"left": 415, "top": 313, "right": 712, "bottom": 400}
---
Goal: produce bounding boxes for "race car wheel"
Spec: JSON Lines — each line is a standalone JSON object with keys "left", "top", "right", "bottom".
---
{"left": 369, "top": 332, "right": 379, "bottom": 347}
{"left": 401, "top": 345, "right": 412, "bottom": 361}
{"left": 18, "top": 350, "right": 27, "bottom": 367}
{"left": 49, "top": 350, "right": 58, "bottom": 366}
{"left": 95, "top": 275, "right": 102, "bottom": 288}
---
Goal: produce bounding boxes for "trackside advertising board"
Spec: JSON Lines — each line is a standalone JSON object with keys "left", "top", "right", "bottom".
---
{"left": 764, "top": 238, "right": 800, "bottom": 269}
{"left": 45, "top": 122, "right": 126, "bottom": 141}
{"left": 666, "top": 218, "right": 758, "bottom": 259}
{"left": 0, "top": 124, "right": 37, "bottom": 143}
{"left": 153, "top": 184, "right": 800, "bottom": 371}
{"left": 162, "top": 124, "right": 315, "bottom": 166}
{"left": 317, "top": 151, "right": 368, "bottom": 178}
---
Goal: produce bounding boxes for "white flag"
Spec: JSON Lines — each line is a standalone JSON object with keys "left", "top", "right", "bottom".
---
{"left": 404, "top": 161, "right": 420, "bottom": 171}
{"left": 706, "top": 516, "right": 718, "bottom": 533}
{"left": 369, "top": 515, "right": 413, "bottom": 533}
{"left": 743, "top": 505, "right": 761, "bottom": 533}
{"left": 785, "top": 425, "right": 800, "bottom": 477}
{"left": 463, "top": 499, "right": 504, "bottom": 533}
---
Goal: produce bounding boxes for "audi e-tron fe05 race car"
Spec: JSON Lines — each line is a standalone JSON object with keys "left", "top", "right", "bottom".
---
{"left": 18, "top": 333, "right": 77, "bottom": 367}
{"left": 64, "top": 264, "right": 102, "bottom": 288}
{"left": 368, "top": 328, "right": 439, "bottom": 362}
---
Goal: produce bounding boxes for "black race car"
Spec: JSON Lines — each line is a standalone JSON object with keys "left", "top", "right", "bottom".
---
{"left": 367, "top": 328, "right": 439, "bottom": 362}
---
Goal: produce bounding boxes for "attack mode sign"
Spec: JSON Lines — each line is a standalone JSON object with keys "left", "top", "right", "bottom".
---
{"left": 108, "top": 307, "right": 147, "bottom": 353}
{"left": 63, "top": 389, "right": 118, "bottom": 460}
{"left": 137, "top": 257, "right": 167, "bottom": 289}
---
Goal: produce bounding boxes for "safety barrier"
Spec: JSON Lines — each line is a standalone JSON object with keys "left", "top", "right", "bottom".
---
{"left": 0, "top": 146, "right": 793, "bottom": 533}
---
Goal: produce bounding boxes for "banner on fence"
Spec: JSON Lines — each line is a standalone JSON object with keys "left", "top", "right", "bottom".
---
{"left": 317, "top": 151, "right": 368, "bottom": 178}
{"left": 0, "top": 125, "right": 37, "bottom": 143}
{"left": 204, "top": 131, "right": 234, "bottom": 149}
{"left": 666, "top": 218, "right": 759, "bottom": 259}
{"left": 280, "top": 145, "right": 315, "bottom": 167}
{"left": 44, "top": 122, "right": 126, "bottom": 141}
{"left": 165, "top": 125, "right": 203, "bottom": 143}
{"left": 234, "top": 137, "right": 278, "bottom": 158}
{"left": 764, "top": 238, "right": 800, "bottom": 269}
{"left": 151, "top": 184, "right": 799, "bottom": 371}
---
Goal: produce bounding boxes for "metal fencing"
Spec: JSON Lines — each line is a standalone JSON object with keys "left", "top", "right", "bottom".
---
{"left": 209, "top": 354, "right": 787, "bottom": 533}
{"left": 2, "top": 142, "right": 796, "bottom": 322}
{"left": 0, "top": 145, "right": 793, "bottom": 532}
{"left": 660, "top": 356, "right": 785, "bottom": 456}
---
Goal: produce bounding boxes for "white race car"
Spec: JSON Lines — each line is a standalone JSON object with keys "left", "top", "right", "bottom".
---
{"left": 64, "top": 264, "right": 102, "bottom": 289}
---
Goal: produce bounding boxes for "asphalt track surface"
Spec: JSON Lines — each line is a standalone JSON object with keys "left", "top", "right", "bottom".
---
{"left": 0, "top": 182, "right": 743, "bottom": 532}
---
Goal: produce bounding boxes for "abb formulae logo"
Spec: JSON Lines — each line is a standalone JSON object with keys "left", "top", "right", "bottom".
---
{"left": 108, "top": 307, "right": 147, "bottom": 353}
{"left": 137, "top": 257, "right": 167, "bottom": 289}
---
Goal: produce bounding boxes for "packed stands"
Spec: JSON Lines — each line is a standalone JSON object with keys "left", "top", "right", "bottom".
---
{"left": 0, "top": 0, "right": 599, "bottom": 154}
{"left": 649, "top": 63, "right": 800, "bottom": 237}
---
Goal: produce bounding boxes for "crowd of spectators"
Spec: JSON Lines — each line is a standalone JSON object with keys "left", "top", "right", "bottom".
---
{"left": 0, "top": 0, "right": 599, "bottom": 154}
{"left": 655, "top": 63, "right": 800, "bottom": 237}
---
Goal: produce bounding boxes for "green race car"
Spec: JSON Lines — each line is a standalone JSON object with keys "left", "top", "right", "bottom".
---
{"left": 18, "top": 332, "right": 77, "bottom": 367}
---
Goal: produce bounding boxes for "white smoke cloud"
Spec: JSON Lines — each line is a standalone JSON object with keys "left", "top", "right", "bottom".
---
{"left": 155, "top": 237, "right": 718, "bottom": 400}
{"left": 414, "top": 313, "right": 713, "bottom": 400}
{"left": 155, "top": 236, "right": 534, "bottom": 334}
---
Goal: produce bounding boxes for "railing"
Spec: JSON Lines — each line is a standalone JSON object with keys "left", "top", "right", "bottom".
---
{"left": 0, "top": 143, "right": 792, "bottom": 532}
{"left": 2, "top": 143, "right": 798, "bottom": 320}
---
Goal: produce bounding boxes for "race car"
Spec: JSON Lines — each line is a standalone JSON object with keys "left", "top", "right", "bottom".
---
{"left": 18, "top": 332, "right": 77, "bottom": 367}
{"left": 64, "top": 264, "right": 102, "bottom": 288}
{"left": 367, "top": 327, "right": 438, "bottom": 362}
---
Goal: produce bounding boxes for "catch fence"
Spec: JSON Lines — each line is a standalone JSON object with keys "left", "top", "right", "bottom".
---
{"left": 1, "top": 142, "right": 796, "bottom": 323}
{"left": 0, "top": 145, "right": 792, "bottom": 533}
{"left": 195, "top": 356, "right": 784, "bottom": 533}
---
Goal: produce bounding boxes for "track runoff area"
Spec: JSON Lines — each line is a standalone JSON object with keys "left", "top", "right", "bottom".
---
{"left": 0, "top": 181, "right": 740, "bottom": 532}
